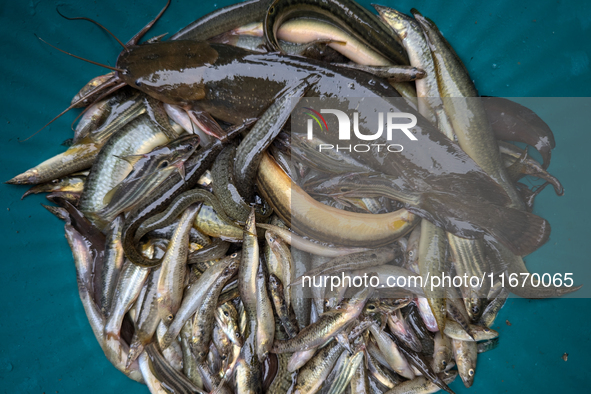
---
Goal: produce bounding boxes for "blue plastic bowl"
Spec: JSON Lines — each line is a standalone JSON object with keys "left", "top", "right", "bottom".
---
{"left": 1, "top": 0, "right": 589, "bottom": 392}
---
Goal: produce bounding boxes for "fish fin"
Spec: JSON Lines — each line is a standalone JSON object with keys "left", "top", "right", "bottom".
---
{"left": 114, "top": 154, "right": 145, "bottom": 167}
{"left": 482, "top": 205, "right": 550, "bottom": 256}
{"left": 185, "top": 108, "right": 228, "bottom": 141}
{"left": 176, "top": 162, "right": 186, "bottom": 181}
{"left": 102, "top": 184, "right": 122, "bottom": 206}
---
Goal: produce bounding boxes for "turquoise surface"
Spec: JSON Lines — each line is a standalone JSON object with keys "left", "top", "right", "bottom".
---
{"left": 1, "top": 0, "right": 590, "bottom": 392}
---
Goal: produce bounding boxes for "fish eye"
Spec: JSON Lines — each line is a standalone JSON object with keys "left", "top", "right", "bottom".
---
{"left": 469, "top": 369, "right": 474, "bottom": 376}
{"left": 472, "top": 306, "right": 479, "bottom": 313}
{"left": 221, "top": 355, "right": 227, "bottom": 360}
{"left": 408, "top": 251, "right": 414, "bottom": 257}
{"left": 442, "top": 361, "right": 447, "bottom": 366}
{"left": 135, "top": 79, "right": 142, "bottom": 87}
{"left": 367, "top": 305, "right": 376, "bottom": 310}
{"left": 231, "top": 253, "right": 238, "bottom": 258}
{"left": 158, "top": 161, "right": 169, "bottom": 169}
{"left": 167, "top": 314, "right": 174, "bottom": 321}
{"left": 235, "top": 333, "right": 240, "bottom": 338}
{"left": 224, "top": 311, "right": 229, "bottom": 317}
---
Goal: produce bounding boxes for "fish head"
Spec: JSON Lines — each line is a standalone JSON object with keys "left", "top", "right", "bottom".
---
{"left": 117, "top": 41, "right": 219, "bottom": 105}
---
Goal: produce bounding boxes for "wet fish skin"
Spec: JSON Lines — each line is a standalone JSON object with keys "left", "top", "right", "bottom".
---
{"left": 392, "top": 335, "right": 455, "bottom": 394}
{"left": 257, "top": 223, "right": 369, "bottom": 258}
{"left": 191, "top": 259, "right": 240, "bottom": 361}
{"left": 325, "top": 346, "right": 364, "bottom": 394}
{"left": 145, "top": 343, "right": 205, "bottom": 394}
{"left": 387, "top": 310, "right": 422, "bottom": 353}
{"left": 160, "top": 252, "right": 242, "bottom": 350}
{"left": 368, "top": 323, "right": 415, "bottom": 380}
{"left": 444, "top": 320, "right": 498, "bottom": 342}
{"left": 100, "top": 215, "right": 125, "bottom": 316}
{"left": 127, "top": 266, "right": 161, "bottom": 368}
{"left": 417, "top": 220, "right": 448, "bottom": 332}
{"left": 255, "top": 262, "right": 275, "bottom": 362}
{"left": 293, "top": 248, "right": 397, "bottom": 286}
{"left": 432, "top": 332, "right": 453, "bottom": 373}
{"left": 21, "top": 175, "right": 86, "bottom": 200}
{"left": 384, "top": 371, "right": 458, "bottom": 394}
{"left": 79, "top": 114, "right": 171, "bottom": 225}
{"left": 266, "top": 230, "right": 295, "bottom": 310}
{"left": 452, "top": 339, "right": 477, "bottom": 388}
{"left": 293, "top": 340, "right": 344, "bottom": 394}
{"left": 269, "top": 273, "right": 299, "bottom": 338}
{"left": 104, "top": 261, "right": 149, "bottom": 341}
{"left": 215, "top": 301, "right": 244, "bottom": 347}
{"left": 413, "top": 10, "right": 522, "bottom": 210}
{"left": 157, "top": 204, "right": 202, "bottom": 325}
{"left": 291, "top": 247, "right": 312, "bottom": 331}
{"left": 366, "top": 352, "right": 401, "bottom": 390}
{"left": 478, "top": 288, "right": 509, "bottom": 328}
{"left": 99, "top": 134, "right": 199, "bottom": 222}
{"left": 272, "top": 287, "right": 372, "bottom": 354}
{"left": 349, "top": 352, "right": 370, "bottom": 394}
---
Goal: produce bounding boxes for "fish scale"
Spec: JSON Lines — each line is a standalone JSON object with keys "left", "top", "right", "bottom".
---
{"left": 79, "top": 114, "right": 169, "bottom": 220}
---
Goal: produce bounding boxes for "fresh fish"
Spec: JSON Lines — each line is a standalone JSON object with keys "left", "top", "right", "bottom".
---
{"left": 413, "top": 10, "right": 523, "bottom": 209}
{"left": 145, "top": 343, "right": 205, "bottom": 393}
{"left": 255, "top": 262, "right": 275, "bottom": 361}
{"left": 266, "top": 230, "right": 295, "bottom": 309}
{"left": 71, "top": 72, "right": 115, "bottom": 107}
{"left": 191, "top": 258, "right": 240, "bottom": 361}
{"left": 417, "top": 221, "right": 448, "bottom": 332}
{"left": 65, "top": 223, "right": 143, "bottom": 382}
{"left": 384, "top": 371, "right": 458, "bottom": 394}
{"left": 21, "top": 174, "right": 86, "bottom": 200}
{"left": 432, "top": 332, "right": 453, "bottom": 373}
{"left": 104, "top": 261, "right": 149, "bottom": 341}
{"left": 325, "top": 346, "right": 364, "bottom": 394}
{"left": 79, "top": 114, "right": 174, "bottom": 226}
{"left": 387, "top": 310, "right": 422, "bottom": 353}
{"left": 269, "top": 273, "right": 299, "bottom": 338}
{"left": 215, "top": 301, "right": 244, "bottom": 347}
{"left": 157, "top": 204, "right": 202, "bottom": 325}
{"left": 99, "top": 135, "right": 199, "bottom": 222}
{"left": 451, "top": 339, "right": 477, "bottom": 388}
{"left": 98, "top": 215, "right": 125, "bottom": 316}
{"left": 368, "top": 323, "right": 414, "bottom": 380}
{"left": 73, "top": 99, "right": 111, "bottom": 143}
{"left": 257, "top": 223, "right": 369, "bottom": 258}
{"left": 272, "top": 287, "right": 372, "bottom": 353}
{"left": 235, "top": 209, "right": 263, "bottom": 393}
{"left": 291, "top": 247, "right": 312, "bottom": 330}
{"left": 211, "top": 144, "right": 271, "bottom": 222}
{"left": 443, "top": 320, "right": 499, "bottom": 342}
{"left": 292, "top": 248, "right": 397, "bottom": 286}
{"left": 478, "top": 288, "right": 509, "bottom": 328}
{"left": 160, "top": 252, "right": 241, "bottom": 349}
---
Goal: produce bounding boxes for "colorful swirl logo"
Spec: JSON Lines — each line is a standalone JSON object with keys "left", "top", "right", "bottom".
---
{"left": 302, "top": 107, "right": 329, "bottom": 132}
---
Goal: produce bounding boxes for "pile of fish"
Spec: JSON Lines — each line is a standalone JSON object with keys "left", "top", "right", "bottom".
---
{"left": 7, "top": 0, "right": 579, "bottom": 393}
